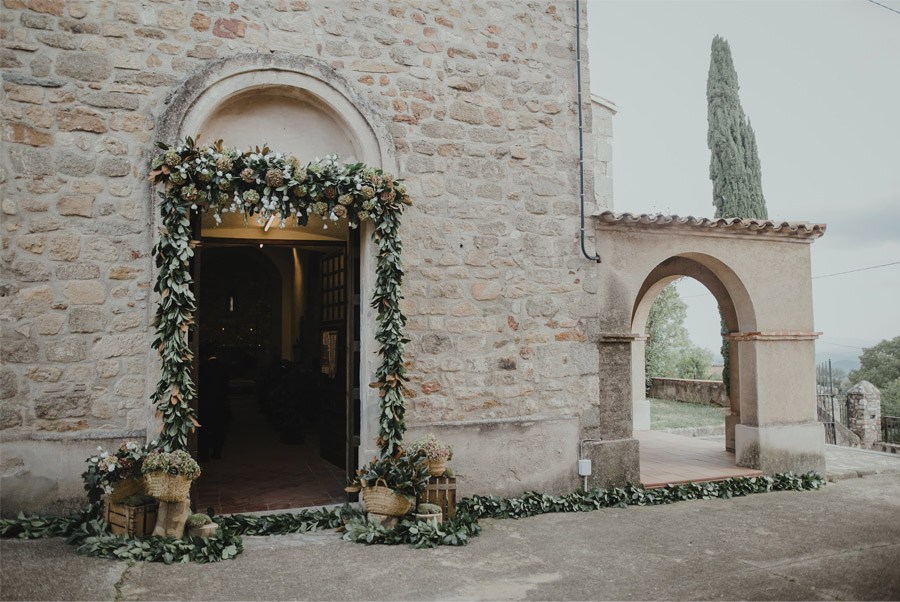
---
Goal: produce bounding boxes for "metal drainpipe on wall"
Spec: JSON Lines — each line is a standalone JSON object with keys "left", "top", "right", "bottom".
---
{"left": 575, "top": 0, "right": 602, "bottom": 264}
{"left": 576, "top": 0, "right": 601, "bottom": 492}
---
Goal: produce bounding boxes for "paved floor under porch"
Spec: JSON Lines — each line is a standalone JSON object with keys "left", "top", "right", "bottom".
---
{"left": 637, "top": 430, "right": 763, "bottom": 488}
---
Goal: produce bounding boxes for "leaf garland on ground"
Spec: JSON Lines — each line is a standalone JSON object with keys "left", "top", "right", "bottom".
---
{"left": 1, "top": 473, "right": 825, "bottom": 561}
{"left": 149, "top": 138, "right": 411, "bottom": 455}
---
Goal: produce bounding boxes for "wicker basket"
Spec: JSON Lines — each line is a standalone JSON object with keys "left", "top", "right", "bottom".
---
{"left": 426, "top": 458, "right": 447, "bottom": 477}
{"left": 144, "top": 471, "right": 192, "bottom": 503}
{"left": 361, "top": 478, "right": 413, "bottom": 516}
{"left": 108, "top": 477, "right": 146, "bottom": 503}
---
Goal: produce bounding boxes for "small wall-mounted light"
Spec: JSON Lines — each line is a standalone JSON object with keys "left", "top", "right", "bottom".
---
{"left": 259, "top": 243, "right": 264, "bottom": 249}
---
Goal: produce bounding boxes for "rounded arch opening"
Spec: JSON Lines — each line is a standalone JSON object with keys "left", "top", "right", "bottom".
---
{"left": 630, "top": 253, "right": 759, "bottom": 466}
{"left": 631, "top": 254, "right": 756, "bottom": 336}
{"left": 157, "top": 53, "right": 395, "bottom": 171}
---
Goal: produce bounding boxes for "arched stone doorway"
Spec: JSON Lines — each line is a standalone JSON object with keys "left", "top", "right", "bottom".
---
{"left": 154, "top": 54, "right": 396, "bottom": 511}
{"left": 588, "top": 211, "right": 827, "bottom": 486}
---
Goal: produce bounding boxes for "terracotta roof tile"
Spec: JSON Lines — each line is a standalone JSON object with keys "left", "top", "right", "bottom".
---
{"left": 592, "top": 211, "right": 826, "bottom": 239}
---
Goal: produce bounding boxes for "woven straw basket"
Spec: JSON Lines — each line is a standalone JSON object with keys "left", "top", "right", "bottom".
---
{"left": 108, "top": 477, "right": 146, "bottom": 503}
{"left": 426, "top": 458, "right": 447, "bottom": 477}
{"left": 144, "top": 471, "right": 192, "bottom": 503}
{"left": 361, "top": 478, "right": 413, "bottom": 516}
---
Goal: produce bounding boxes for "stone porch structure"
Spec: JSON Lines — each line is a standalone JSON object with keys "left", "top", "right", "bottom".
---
{"left": 586, "top": 211, "right": 827, "bottom": 482}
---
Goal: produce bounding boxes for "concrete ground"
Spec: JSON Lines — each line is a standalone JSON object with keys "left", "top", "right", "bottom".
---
{"left": 824, "top": 443, "right": 900, "bottom": 481}
{"left": 3, "top": 473, "right": 899, "bottom": 601}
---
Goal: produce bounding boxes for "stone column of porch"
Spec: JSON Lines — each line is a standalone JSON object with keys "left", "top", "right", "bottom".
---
{"left": 630, "top": 335, "right": 651, "bottom": 431}
{"left": 731, "top": 332, "right": 826, "bottom": 475}
{"left": 582, "top": 333, "right": 642, "bottom": 487}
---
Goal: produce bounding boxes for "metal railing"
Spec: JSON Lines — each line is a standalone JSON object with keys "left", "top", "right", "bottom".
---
{"left": 816, "top": 360, "right": 849, "bottom": 445}
{"left": 882, "top": 416, "right": 900, "bottom": 444}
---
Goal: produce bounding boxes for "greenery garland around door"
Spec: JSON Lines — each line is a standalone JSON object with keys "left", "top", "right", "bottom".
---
{"left": 149, "top": 137, "right": 411, "bottom": 456}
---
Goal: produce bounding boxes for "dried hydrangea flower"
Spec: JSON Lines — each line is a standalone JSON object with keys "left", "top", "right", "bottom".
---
{"left": 164, "top": 149, "right": 181, "bottom": 166}
{"left": 215, "top": 156, "right": 233, "bottom": 172}
{"left": 265, "top": 168, "right": 284, "bottom": 188}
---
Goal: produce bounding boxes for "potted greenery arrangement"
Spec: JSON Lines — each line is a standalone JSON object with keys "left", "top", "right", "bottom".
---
{"left": 407, "top": 434, "right": 453, "bottom": 477}
{"left": 414, "top": 502, "right": 443, "bottom": 526}
{"left": 186, "top": 513, "right": 219, "bottom": 539}
{"left": 142, "top": 450, "right": 201, "bottom": 503}
{"left": 346, "top": 450, "right": 430, "bottom": 516}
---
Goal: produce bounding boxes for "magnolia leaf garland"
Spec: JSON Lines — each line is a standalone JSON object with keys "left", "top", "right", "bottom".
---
{"left": 150, "top": 138, "right": 412, "bottom": 455}
{"left": 1, "top": 473, "right": 826, "bottom": 560}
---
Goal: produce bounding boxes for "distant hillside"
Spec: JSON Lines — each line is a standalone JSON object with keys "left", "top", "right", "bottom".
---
{"left": 815, "top": 347, "right": 860, "bottom": 374}
{"left": 830, "top": 358, "right": 860, "bottom": 374}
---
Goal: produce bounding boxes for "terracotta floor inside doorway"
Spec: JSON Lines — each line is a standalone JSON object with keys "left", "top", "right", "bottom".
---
{"left": 637, "top": 430, "right": 763, "bottom": 488}
{"left": 194, "top": 394, "right": 347, "bottom": 515}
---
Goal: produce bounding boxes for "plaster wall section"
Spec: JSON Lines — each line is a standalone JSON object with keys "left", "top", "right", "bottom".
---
{"left": 590, "top": 98, "right": 615, "bottom": 210}
{"left": 1, "top": 1, "right": 600, "bottom": 510}
{"left": 594, "top": 229, "right": 817, "bottom": 334}
{"left": 753, "top": 339, "right": 817, "bottom": 426}
{"left": 406, "top": 416, "right": 579, "bottom": 497}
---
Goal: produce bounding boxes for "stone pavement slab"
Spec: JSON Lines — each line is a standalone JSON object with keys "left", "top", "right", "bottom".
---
{"left": 824, "top": 443, "right": 900, "bottom": 481}
{"left": 2, "top": 474, "right": 898, "bottom": 601}
{"left": 0, "top": 538, "right": 126, "bottom": 601}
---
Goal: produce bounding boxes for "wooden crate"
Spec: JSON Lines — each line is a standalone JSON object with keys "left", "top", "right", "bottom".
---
{"left": 418, "top": 476, "right": 457, "bottom": 518}
{"left": 104, "top": 499, "right": 158, "bottom": 537}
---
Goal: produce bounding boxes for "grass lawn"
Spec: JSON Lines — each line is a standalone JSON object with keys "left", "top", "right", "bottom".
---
{"left": 650, "top": 398, "right": 729, "bottom": 430}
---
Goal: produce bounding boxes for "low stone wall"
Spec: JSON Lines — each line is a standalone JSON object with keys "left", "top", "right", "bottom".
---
{"left": 874, "top": 442, "right": 898, "bottom": 454}
{"left": 649, "top": 378, "right": 729, "bottom": 407}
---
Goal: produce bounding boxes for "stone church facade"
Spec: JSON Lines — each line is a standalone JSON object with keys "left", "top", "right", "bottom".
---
{"left": 1, "top": 1, "right": 825, "bottom": 514}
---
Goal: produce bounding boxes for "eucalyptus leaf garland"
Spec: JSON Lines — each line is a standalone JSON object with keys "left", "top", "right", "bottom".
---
{"left": 1, "top": 473, "right": 826, "bottom": 561}
{"left": 149, "top": 138, "right": 412, "bottom": 455}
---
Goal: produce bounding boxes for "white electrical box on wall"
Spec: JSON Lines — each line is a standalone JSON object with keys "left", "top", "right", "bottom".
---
{"left": 578, "top": 459, "right": 592, "bottom": 476}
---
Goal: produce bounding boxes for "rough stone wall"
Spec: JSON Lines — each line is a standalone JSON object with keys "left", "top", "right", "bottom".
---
{"left": 649, "top": 377, "right": 729, "bottom": 407}
{"left": 1, "top": 1, "right": 605, "bottom": 508}
{"left": 846, "top": 381, "right": 881, "bottom": 449}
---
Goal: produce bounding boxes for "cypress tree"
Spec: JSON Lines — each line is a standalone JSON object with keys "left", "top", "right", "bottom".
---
{"left": 707, "top": 35, "right": 769, "bottom": 393}
{"left": 707, "top": 35, "right": 767, "bottom": 220}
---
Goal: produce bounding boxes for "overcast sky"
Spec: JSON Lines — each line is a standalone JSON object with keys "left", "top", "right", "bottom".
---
{"left": 588, "top": 0, "right": 900, "bottom": 366}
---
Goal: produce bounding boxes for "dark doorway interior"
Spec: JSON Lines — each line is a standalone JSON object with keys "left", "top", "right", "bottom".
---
{"left": 193, "top": 242, "right": 358, "bottom": 514}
